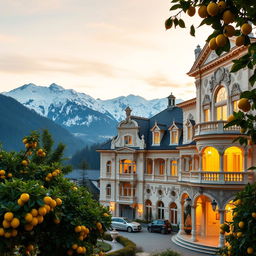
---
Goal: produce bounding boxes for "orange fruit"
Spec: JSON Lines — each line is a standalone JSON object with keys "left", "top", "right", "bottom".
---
{"left": 7, "top": 173, "right": 12, "bottom": 178}
{"left": 207, "top": 2, "right": 219, "bottom": 16}
{"left": 52, "top": 171, "right": 58, "bottom": 177}
{"left": 209, "top": 38, "right": 218, "bottom": 50}
{"left": 76, "top": 247, "right": 83, "bottom": 254}
{"left": 247, "top": 248, "right": 254, "bottom": 254}
{"left": 31, "top": 217, "right": 38, "bottom": 226}
{"left": 11, "top": 218, "right": 20, "bottom": 228}
{"left": 96, "top": 222, "right": 102, "bottom": 230}
{"left": 187, "top": 6, "right": 196, "bottom": 16}
{"left": 103, "top": 213, "right": 109, "bottom": 217}
{"left": 44, "top": 204, "right": 51, "bottom": 213}
{"left": 198, "top": 5, "right": 208, "bottom": 18}
{"left": 240, "top": 128, "right": 246, "bottom": 133}
{"left": 72, "top": 244, "right": 78, "bottom": 250}
{"left": 224, "top": 25, "right": 235, "bottom": 37}
{"left": 238, "top": 221, "right": 245, "bottom": 229}
{"left": 236, "top": 36, "right": 245, "bottom": 46}
{"left": 38, "top": 207, "right": 47, "bottom": 216}
{"left": 47, "top": 173, "right": 53, "bottom": 179}
{"left": 25, "top": 213, "right": 33, "bottom": 223}
{"left": 79, "top": 235, "right": 84, "bottom": 241}
{"left": 227, "top": 114, "right": 235, "bottom": 123}
{"left": 27, "top": 244, "right": 34, "bottom": 252}
{"left": 4, "top": 212, "right": 14, "bottom": 222}
{"left": 222, "top": 10, "right": 235, "bottom": 24}
{"left": 20, "top": 193, "right": 30, "bottom": 202}
{"left": 50, "top": 199, "right": 57, "bottom": 208}
{"left": 17, "top": 198, "right": 24, "bottom": 206}
{"left": 216, "top": 34, "right": 228, "bottom": 47}
{"left": 4, "top": 232, "right": 11, "bottom": 238}
{"left": 11, "top": 229, "right": 17, "bottom": 237}
{"left": 25, "top": 143, "right": 30, "bottom": 149}
{"left": 56, "top": 198, "right": 62, "bottom": 206}
{"left": 2, "top": 220, "right": 11, "bottom": 228}
{"left": 0, "top": 170, "right": 5, "bottom": 175}
{"left": 31, "top": 209, "right": 38, "bottom": 217}
{"left": 21, "top": 160, "right": 29, "bottom": 166}
{"left": 252, "top": 212, "right": 256, "bottom": 218}
{"left": 23, "top": 138, "right": 28, "bottom": 144}
{"left": 43, "top": 196, "right": 52, "bottom": 205}
{"left": 241, "top": 23, "right": 252, "bottom": 35}
{"left": 54, "top": 218, "right": 60, "bottom": 224}
{"left": 217, "top": 1, "right": 227, "bottom": 12}
{"left": 0, "top": 228, "right": 4, "bottom": 236}
{"left": 75, "top": 226, "right": 82, "bottom": 233}
{"left": 24, "top": 224, "right": 34, "bottom": 231}
{"left": 238, "top": 98, "right": 251, "bottom": 112}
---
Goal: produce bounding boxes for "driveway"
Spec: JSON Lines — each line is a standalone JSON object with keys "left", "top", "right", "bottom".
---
{"left": 117, "top": 227, "right": 209, "bottom": 256}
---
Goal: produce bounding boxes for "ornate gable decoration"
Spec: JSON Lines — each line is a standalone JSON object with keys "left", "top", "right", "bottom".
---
{"left": 168, "top": 122, "right": 179, "bottom": 131}
{"left": 209, "top": 67, "right": 231, "bottom": 91}
{"left": 150, "top": 121, "right": 160, "bottom": 132}
{"left": 231, "top": 83, "right": 241, "bottom": 96}
{"left": 202, "top": 94, "right": 211, "bottom": 105}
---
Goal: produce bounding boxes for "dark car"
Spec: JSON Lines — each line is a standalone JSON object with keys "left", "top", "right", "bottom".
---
{"left": 147, "top": 219, "right": 172, "bottom": 234}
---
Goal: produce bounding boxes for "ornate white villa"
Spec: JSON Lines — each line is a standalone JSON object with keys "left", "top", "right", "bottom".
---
{"left": 98, "top": 40, "right": 256, "bottom": 253}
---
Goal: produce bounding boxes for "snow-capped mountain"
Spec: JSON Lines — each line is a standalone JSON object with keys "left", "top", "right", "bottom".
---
{"left": 3, "top": 83, "right": 182, "bottom": 144}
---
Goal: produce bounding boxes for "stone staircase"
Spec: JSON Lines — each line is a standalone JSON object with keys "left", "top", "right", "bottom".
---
{"left": 172, "top": 234, "right": 219, "bottom": 255}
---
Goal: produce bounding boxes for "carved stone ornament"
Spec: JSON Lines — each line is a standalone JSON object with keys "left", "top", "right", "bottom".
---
{"left": 209, "top": 67, "right": 231, "bottom": 91}
{"left": 202, "top": 94, "right": 211, "bottom": 106}
{"left": 204, "top": 78, "right": 208, "bottom": 88}
{"left": 231, "top": 83, "right": 242, "bottom": 96}
{"left": 187, "top": 113, "right": 194, "bottom": 120}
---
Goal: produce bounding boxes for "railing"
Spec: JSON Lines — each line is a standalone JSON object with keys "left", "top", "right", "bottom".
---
{"left": 194, "top": 121, "right": 240, "bottom": 136}
{"left": 119, "top": 172, "right": 137, "bottom": 181}
{"left": 180, "top": 171, "right": 254, "bottom": 184}
{"left": 118, "top": 195, "right": 137, "bottom": 203}
{"left": 144, "top": 174, "right": 178, "bottom": 181}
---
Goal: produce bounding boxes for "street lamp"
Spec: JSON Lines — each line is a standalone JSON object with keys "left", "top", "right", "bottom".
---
{"left": 211, "top": 199, "right": 217, "bottom": 211}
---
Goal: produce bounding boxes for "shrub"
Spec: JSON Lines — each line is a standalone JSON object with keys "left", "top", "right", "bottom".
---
{"left": 152, "top": 249, "right": 181, "bottom": 256}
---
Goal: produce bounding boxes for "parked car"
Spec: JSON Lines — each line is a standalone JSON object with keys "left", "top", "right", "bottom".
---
{"left": 147, "top": 219, "right": 171, "bottom": 234}
{"left": 109, "top": 217, "right": 142, "bottom": 232}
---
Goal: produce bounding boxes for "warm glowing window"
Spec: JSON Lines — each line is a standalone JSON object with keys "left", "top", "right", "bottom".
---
{"left": 204, "top": 109, "right": 210, "bottom": 122}
{"left": 171, "top": 160, "right": 178, "bottom": 176}
{"left": 187, "top": 126, "right": 192, "bottom": 140}
{"left": 215, "top": 87, "right": 227, "bottom": 121}
{"left": 146, "top": 159, "right": 153, "bottom": 174}
{"left": 157, "top": 201, "right": 165, "bottom": 219}
{"left": 145, "top": 200, "right": 152, "bottom": 221}
{"left": 225, "top": 201, "right": 235, "bottom": 222}
{"left": 106, "top": 161, "right": 111, "bottom": 173}
{"left": 171, "top": 131, "right": 178, "bottom": 144}
{"left": 156, "top": 159, "right": 165, "bottom": 175}
{"left": 170, "top": 202, "right": 178, "bottom": 225}
{"left": 106, "top": 184, "right": 111, "bottom": 196}
{"left": 202, "top": 147, "right": 220, "bottom": 172}
{"left": 233, "top": 100, "right": 239, "bottom": 112}
{"left": 124, "top": 135, "right": 132, "bottom": 145}
{"left": 224, "top": 147, "right": 243, "bottom": 172}
{"left": 119, "top": 182, "right": 135, "bottom": 197}
{"left": 153, "top": 132, "right": 160, "bottom": 144}
{"left": 119, "top": 159, "right": 136, "bottom": 174}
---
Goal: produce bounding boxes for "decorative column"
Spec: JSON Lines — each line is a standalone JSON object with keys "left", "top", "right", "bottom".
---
{"left": 244, "top": 147, "right": 248, "bottom": 171}
{"left": 178, "top": 202, "right": 185, "bottom": 235}
{"left": 198, "top": 153, "right": 202, "bottom": 172}
{"left": 191, "top": 155, "right": 195, "bottom": 171}
{"left": 218, "top": 209, "right": 226, "bottom": 248}
{"left": 152, "top": 158, "right": 155, "bottom": 180}
{"left": 191, "top": 205, "right": 197, "bottom": 242}
{"left": 165, "top": 158, "right": 169, "bottom": 180}
{"left": 219, "top": 151, "right": 224, "bottom": 172}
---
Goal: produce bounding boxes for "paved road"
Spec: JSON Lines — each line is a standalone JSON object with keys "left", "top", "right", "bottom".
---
{"left": 117, "top": 228, "right": 208, "bottom": 256}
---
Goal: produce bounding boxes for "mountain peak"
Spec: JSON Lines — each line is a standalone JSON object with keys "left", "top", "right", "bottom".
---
{"left": 49, "top": 83, "right": 64, "bottom": 91}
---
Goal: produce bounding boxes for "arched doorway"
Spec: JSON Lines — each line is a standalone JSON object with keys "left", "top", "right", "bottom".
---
{"left": 195, "top": 195, "right": 219, "bottom": 243}
{"left": 145, "top": 200, "right": 152, "bottom": 221}
{"left": 157, "top": 201, "right": 165, "bottom": 219}
{"left": 169, "top": 202, "right": 178, "bottom": 225}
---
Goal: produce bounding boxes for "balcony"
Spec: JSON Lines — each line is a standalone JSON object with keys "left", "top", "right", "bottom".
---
{"left": 180, "top": 171, "right": 254, "bottom": 185}
{"left": 119, "top": 172, "right": 137, "bottom": 181}
{"left": 194, "top": 121, "right": 240, "bottom": 136}
{"left": 118, "top": 195, "right": 137, "bottom": 204}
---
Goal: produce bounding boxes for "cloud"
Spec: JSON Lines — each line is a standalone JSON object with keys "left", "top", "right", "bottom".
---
{"left": 143, "top": 74, "right": 193, "bottom": 89}
{"left": 0, "top": 54, "right": 125, "bottom": 78}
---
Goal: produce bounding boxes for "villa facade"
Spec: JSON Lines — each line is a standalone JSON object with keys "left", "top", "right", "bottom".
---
{"left": 98, "top": 40, "right": 256, "bottom": 252}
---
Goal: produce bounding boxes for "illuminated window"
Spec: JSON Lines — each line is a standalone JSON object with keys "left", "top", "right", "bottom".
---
{"left": 187, "top": 126, "right": 192, "bottom": 141}
{"left": 124, "top": 135, "right": 132, "bottom": 145}
{"left": 106, "top": 184, "right": 111, "bottom": 196}
{"left": 157, "top": 201, "right": 165, "bottom": 219}
{"left": 171, "top": 160, "right": 178, "bottom": 176}
{"left": 233, "top": 100, "right": 239, "bottom": 112}
{"left": 202, "top": 147, "right": 220, "bottom": 172}
{"left": 119, "top": 159, "right": 136, "bottom": 174}
{"left": 204, "top": 109, "right": 210, "bottom": 122}
{"left": 153, "top": 132, "right": 160, "bottom": 144}
{"left": 145, "top": 200, "right": 152, "bottom": 221}
{"left": 106, "top": 161, "right": 111, "bottom": 173}
{"left": 120, "top": 182, "right": 134, "bottom": 197}
{"left": 156, "top": 159, "right": 165, "bottom": 175}
{"left": 146, "top": 159, "right": 153, "bottom": 174}
{"left": 215, "top": 87, "right": 227, "bottom": 121}
{"left": 224, "top": 147, "right": 243, "bottom": 172}
{"left": 170, "top": 202, "right": 178, "bottom": 225}
{"left": 171, "top": 131, "right": 179, "bottom": 144}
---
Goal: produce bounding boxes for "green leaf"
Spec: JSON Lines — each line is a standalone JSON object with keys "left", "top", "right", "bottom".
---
{"left": 249, "top": 69, "right": 256, "bottom": 86}
{"left": 170, "top": 4, "right": 181, "bottom": 11}
{"left": 178, "top": 19, "right": 185, "bottom": 28}
{"left": 165, "top": 18, "right": 173, "bottom": 30}
{"left": 190, "top": 25, "right": 195, "bottom": 36}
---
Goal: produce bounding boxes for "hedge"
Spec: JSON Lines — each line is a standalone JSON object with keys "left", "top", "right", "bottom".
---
{"left": 104, "top": 233, "right": 137, "bottom": 256}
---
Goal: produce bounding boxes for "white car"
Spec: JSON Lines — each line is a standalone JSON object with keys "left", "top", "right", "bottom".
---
{"left": 109, "top": 217, "right": 142, "bottom": 232}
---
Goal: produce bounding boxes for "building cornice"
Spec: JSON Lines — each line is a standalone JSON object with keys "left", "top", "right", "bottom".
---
{"left": 176, "top": 98, "right": 196, "bottom": 108}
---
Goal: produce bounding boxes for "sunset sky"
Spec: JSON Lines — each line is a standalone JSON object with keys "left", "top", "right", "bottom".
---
{"left": 0, "top": 0, "right": 210, "bottom": 100}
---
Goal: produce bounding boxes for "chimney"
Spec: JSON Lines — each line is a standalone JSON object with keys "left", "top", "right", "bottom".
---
{"left": 167, "top": 93, "right": 176, "bottom": 109}
{"left": 194, "top": 45, "right": 201, "bottom": 59}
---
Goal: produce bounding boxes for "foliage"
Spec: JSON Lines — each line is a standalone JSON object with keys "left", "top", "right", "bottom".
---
{"left": 0, "top": 130, "right": 111, "bottom": 256}
{"left": 95, "top": 241, "right": 112, "bottom": 253}
{"left": 219, "top": 183, "right": 256, "bottom": 256}
{"left": 166, "top": 0, "right": 256, "bottom": 86}
{"left": 151, "top": 249, "right": 181, "bottom": 256}
{"left": 103, "top": 234, "right": 137, "bottom": 256}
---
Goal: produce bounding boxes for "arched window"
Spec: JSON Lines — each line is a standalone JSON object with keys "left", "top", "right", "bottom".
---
{"left": 202, "top": 147, "right": 220, "bottom": 172}
{"left": 171, "top": 160, "right": 178, "bottom": 176}
{"left": 145, "top": 200, "right": 152, "bottom": 221}
{"left": 215, "top": 87, "right": 227, "bottom": 121}
{"left": 224, "top": 147, "right": 243, "bottom": 172}
{"left": 119, "top": 159, "right": 136, "bottom": 174}
{"left": 157, "top": 201, "right": 165, "bottom": 219}
{"left": 106, "top": 161, "right": 111, "bottom": 174}
{"left": 124, "top": 135, "right": 132, "bottom": 145}
{"left": 146, "top": 159, "right": 153, "bottom": 174}
{"left": 170, "top": 202, "right": 178, "bottom": 225}
{"left": 106, "top": 184, "right": 111, "bottom": 197}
